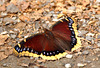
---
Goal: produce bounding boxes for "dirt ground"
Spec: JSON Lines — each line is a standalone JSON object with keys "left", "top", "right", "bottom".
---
{"left": 0, "top": 0, "right": 100, "bottom": 68}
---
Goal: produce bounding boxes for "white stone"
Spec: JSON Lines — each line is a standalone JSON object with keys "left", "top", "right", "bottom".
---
{"left": 97, "top": 43, "right": 100, "bottom": 47}
{"left": 86, "top": 33, "right": 94, "bottom": 36}
{"left": 1, "top": 31, "right": 8, "bottom": 35}
{"left": 1, "top": 12, "right": 7, "bottom": 16}
{"left": 24, "top": 35, "right": 29, "bottom": 38}
{"left": 30, "top": 56, "right": 34, "bottom": 59}
{"left": 77, "top": 63, "right": 85, "bottom": 67}
{"left": 17, "top": 19, "right": 21, "bottom": 22}
{"left": 52, "top": 18, "right": 59, "bottom": 22}
{"left": 65, "top": 64, "right": 71, "bottom": 68}
{"left": 46, "top": 21, "right": 49, "bottom": 23}
{"left": 12, "top": 17, "right": 17, "bottom": 20}
{"left": 66, "top": 54, "right": 73, "bottom": 58}
{"left": 96, "top": 0, "right": 100, "bottom": 2}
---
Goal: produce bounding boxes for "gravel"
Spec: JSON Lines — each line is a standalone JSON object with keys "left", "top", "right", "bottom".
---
{"left": 0, "top": 0, "right": 99, "bottom": 68}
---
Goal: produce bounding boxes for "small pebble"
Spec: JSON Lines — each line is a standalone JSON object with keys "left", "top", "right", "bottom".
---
{"left": 94, "top": 48, "right": 100, "bottom": 52}
{"left": 78, "top": 30, "right": 88, "bottom": 36}
{"left": 5, "top": 22, "right": 10, "bottom": 25}
{"left": 7, "top": 3, "right": 20, "bottom": 13}
{"left": 53, "top": 14, "right": 57, "bottom": 17}
{"left": 46, "top": 13, "right": 52, "bottom": 17}
{"left": 43, "top": 24, "right": 48, "bottom": 28}
{"left": 91, "top": 40, "right": 95, "bottom": 44}
{"left": 0, "top": 27, "right": 3, "bottom": 33}
{"left": 9, "top": 31, "right": 14, "bottom": 34}
{"left": 96, "top": 0, "right": 100, "bottom": 2}
{"left": 46, "top": 21, "right": 49, "bottom": 23}
{"left": 86, "top": 33, "right": 94, "bottom": 36}
{"left": 77, "top": 63, "right": 85, "bottom": 67}
{"left": 1, "top": 31, "right": 8, "bottom": 34}
{"left": 11, "top": 34, "right": 16, "bottom": 39}
{"left": 3, "top": 63, "right": 8, "bottom": 67}
{"left": 82, "top": 50, "right": 89, "bottom": 55}
{"left": 86, "top": 46, "right": 94, "bottom": 49}
{"left": 86, "top": 36, "right": 94, "bottom": 41}
{"left": 96, "top": 21, "right": 100, "bottom": 26}
{"left": 30, "top": 57, "right": 34, "bottom": 59}
{"left": 8, "top": 42, "right": 12, "bottom": 46}
{"left": 97, "top": 43, "right": 100, "bottom": 47}
{"left": 1, "top": 12, "right": 7, "bottom": 16}
{"left": 49, "top": 11, "right": 54, "bottom": 14}
{"left": 34, "top": 66, "right": 39, "bottom": 68}
{"left": 12, "top": 17, "right": 17, "bottom": 20}
{"left": 84, "top": 60, "right": 91, "bottom": 63}
{"left": 52, "top": 18, "right": 59, "bottom": 21}
{"left": 17, "top": 19, "right": 21, "bottom": 22}
{"left": 50, "top": 3, "right": 55, "bottom": 6}
{"left": 3, "top": 17, "right": 16, "bottom": 23}
{"left": 68, "top": 6, "right": 76, "bottom": 10}
{"left": 66, "top": 54, "right": 73, "bottom": 58}
{"left": 14, "top": 28, "right": 19, "bottom": 31}
{"left": 0, "top": 0, "right": 4, "bottom": 5}
{"left": 97, "top": 34, "right": 100, "bottom": 39}
{"left": 65, "top": 63, "right": 71, "bottom": 68}
{"left": 82, "top": 24, "right": 87, "bottom": 27}
{"left": 0, "top": 18, "right": 3, "bottom": 24}
{"left": 91, "top": 65, "right": 96, "bottom": 68}
{"left": 95, "top": 14, "right": 100, "bottom": 19}
{"left": 24, "top": 35, "right": 29, "bottom": 38}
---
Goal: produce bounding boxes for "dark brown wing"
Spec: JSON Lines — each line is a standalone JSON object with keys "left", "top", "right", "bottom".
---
{"left": 51, "top": 18, "right": 77, "bottom": 51}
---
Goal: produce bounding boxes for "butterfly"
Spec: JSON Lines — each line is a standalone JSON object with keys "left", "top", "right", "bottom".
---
{"left": 13, "top": 17, "right": 81, "bottom": 60}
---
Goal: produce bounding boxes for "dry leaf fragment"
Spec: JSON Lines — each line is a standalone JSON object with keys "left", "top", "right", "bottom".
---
{"left": 19, "top": 15, "right": 31, "bottom": 22}
{"left": 20, "top": 2, "right": 30, "bottom": 11}
{"left": 4, "top": 47, "right": 13, "bottom": 56}
{"left": 81, "top": 0, "right": 90, "bottom": 6}
{"left": 0, "top": 5, "right": 6, "bottom": 12}
{"left": 0, "top": 35, "right": 9, "bottom": 46}
{"left": 0, "top": 52, "right": 7, "bottom": 61}
{"left": 19, "top": 63, "right": 29, "bottom": 67}
{"left": 15, "top": 22, "right": 26, "bottom": 29}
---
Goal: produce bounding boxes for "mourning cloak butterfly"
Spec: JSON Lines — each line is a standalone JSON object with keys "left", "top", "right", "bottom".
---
{"left": 13, "top": 17, "right": 81, "bottom": 60}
